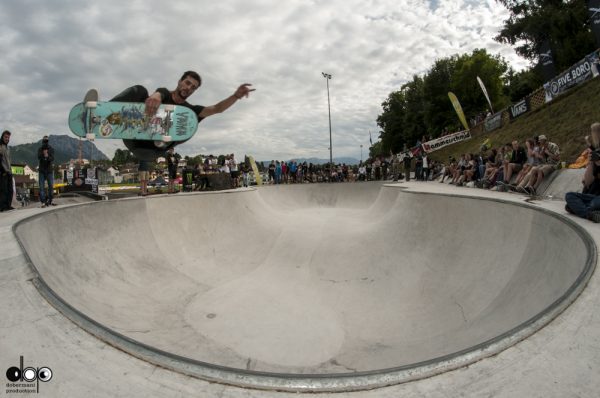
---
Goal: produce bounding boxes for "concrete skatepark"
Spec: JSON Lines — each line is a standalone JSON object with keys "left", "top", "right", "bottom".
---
{"left": 1, "top": 179, "right": 599, "bottom": 397}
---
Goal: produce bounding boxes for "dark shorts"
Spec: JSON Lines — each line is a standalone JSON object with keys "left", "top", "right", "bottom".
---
{"left": 169, "top": 169, "right": 177, "bottom": 179}
{"left": 231, "top": 170, "right": 240, "bottom": 179}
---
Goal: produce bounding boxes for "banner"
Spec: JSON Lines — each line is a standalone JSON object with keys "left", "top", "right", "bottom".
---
{"left": 448, "top": 92, "right": 470, "bottom": 131}
{"left": 477, "top": 76, "right": 494, "bottom": 113}
{"left": 543, "top": 50, "right": 600, "bottom": 102}
{"left": 539, "top": 40, "right": 557, "bottom": 81}
{"left": 484, "top": 112, "right": 503, "bottom": 132}
{"left": 509, "top": 97, "right": 530, "bottom": 120}
{"left": 421, "top": 130, "right": 471, "bottom": 153}
{"left": 589, "top": 0, "right": 600, "bottom": 47}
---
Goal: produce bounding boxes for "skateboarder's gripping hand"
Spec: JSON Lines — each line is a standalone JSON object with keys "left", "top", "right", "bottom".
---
{"left": 145, "top": 92, "right": 162, "bottom": 117}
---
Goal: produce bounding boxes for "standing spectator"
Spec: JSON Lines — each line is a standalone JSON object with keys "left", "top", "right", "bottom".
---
{"left": 565, "top": 148, "right": 600, "bottom": 222}
{"left": 373, "top": 158, "right": 382, "bottom": 180}
{"left": 166, "top": 148, "right": 178, "bottom": 193}
{"left": 275, "top": 161, "right": 282, "bottom": 184}
{"left": 403, "top": 154, "right": 412, "bottom": 182}
{"left": 391, "top": 154, "right": 400, "bottom": 181}
{"left": 358, "top": 164, "right": 367, "bottom": 181}
{"left": 241, "top": 161, "right": 250, "bottom": 187}
{"left": 37, "top": 135, "right": 55, "bottom": 207}
{"left": 366, "top": 162, "right": 373, "bottom": 181}
{"left": 290, "top": 161, "right": 298, "bottom": 183}
{"left": 230, "top": 153, "right": 239, "bottom": 188}
{"left": 422, "top": 153, "right": 429, "bottom": 181}
{"left": 268, "top": 161, "right": 276, "bottom": 184}
{"left": 414, "top": 154, "right": 423, "bottom": 181}
{"left": 0, "top": 130, "right": 14, "bottom": 211}
{"left": 138, "top": 160, "right": 150, "bottom": 196}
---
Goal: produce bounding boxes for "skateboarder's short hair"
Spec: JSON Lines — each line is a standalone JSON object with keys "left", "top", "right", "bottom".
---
{"left": 180, "top": 71, "right": 202, "bottom": 87}
{"left": 1, "top": 130, "right": 10, "bottom": 138}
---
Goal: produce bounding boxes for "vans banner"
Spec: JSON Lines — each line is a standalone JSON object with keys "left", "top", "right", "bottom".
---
{"left": 509, "top": 97, "right": 530, "bottom": 120}
{"left": 544, "top": 51, "right": 600, "bottom": 102}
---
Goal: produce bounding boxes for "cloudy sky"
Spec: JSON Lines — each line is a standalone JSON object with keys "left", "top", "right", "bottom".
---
{"left": 0, "top": 0, "right": 528, "bottom": 161}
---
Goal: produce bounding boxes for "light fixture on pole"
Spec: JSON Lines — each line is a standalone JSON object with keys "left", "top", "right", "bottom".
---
{"left": 322, "top": 72, "right": 333, "bottom": 168}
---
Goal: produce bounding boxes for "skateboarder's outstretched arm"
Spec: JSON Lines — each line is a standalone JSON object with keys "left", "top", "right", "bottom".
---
{"left": 144, "top": 83, "right": 254, "bottom": 119}
{"left": 199, "top": 83, "right": 255, "bottom": 118}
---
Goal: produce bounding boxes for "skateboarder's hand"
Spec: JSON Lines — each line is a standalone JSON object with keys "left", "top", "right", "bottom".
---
{"left": 145, "top": 92, "right": 162, "bottom": 116}
{"left": 234, "top": 84, "right": 255, "bottom": 100}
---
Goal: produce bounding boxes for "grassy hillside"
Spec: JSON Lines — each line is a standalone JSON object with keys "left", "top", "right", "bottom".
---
{"left": 430, "top": 77, "right": 600, "bottom": 164}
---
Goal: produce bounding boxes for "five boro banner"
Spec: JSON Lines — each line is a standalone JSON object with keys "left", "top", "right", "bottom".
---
{"left": 543, "top": 50, "right": 600, "bottom": 102}
{"left": 421, "top": 130, "right": 471, "bottom": 153}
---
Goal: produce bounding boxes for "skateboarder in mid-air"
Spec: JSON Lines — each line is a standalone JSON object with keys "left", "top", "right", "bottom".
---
{"left": 110, "top": 71, "right": 254, "bottom": 161}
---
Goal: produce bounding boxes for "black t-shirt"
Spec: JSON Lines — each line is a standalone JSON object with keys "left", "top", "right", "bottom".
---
{"left": 156, "top": 88, "right": 205, "bottom": 122}
{"left": 511, "top": 146, "right": 527, "bottom": 164}
{"left": 584, "top": 162, "right": 600, "bottom": 195}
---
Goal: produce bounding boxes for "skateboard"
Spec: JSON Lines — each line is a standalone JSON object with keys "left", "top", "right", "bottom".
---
{"left": 68, "top": 89, "right": 198, "bottom": 143}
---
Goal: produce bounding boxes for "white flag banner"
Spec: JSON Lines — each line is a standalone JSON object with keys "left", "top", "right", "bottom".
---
{"left": 477, "top": 76, "right": 494, "bottom": 113}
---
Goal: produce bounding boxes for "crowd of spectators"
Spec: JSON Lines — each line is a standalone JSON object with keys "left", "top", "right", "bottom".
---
{"left": 431, "top": 134, "right": 561, "bottom": 196}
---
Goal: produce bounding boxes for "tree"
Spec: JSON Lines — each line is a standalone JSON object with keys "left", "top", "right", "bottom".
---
{"left": 503, "top": 67, "right": 544, "bottom": 102}
{"left": 376, "top": 90, "right": 406, "bottom": 155}
{"left": 112, "top": 149, "right": 137, "bottom": 166}
{"left": 451, "top": 49, "right": 510, "bottom": 116}
{"left": 423, "top": 56, "right": 458, "bottom": 134}
{"left": 401, "top": 75, "right": 426, "bottom": 145}
{"left": 495, "top": 0, "right": 597, "bottom": 71}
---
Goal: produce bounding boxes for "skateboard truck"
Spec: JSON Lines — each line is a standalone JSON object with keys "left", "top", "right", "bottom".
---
{"left": 83, "top": 89, "right": 99, "bottom": 141}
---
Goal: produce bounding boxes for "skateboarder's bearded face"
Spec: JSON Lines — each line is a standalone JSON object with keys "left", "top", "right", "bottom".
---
{"left": 176, "top": 77, "right": 200, "bottom": 99}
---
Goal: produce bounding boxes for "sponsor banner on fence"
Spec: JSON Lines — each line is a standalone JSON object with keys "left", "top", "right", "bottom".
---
{"left": 544, "top": 51, "right": 600, "bottom": 102}
{"left": 421, "top": 130, "right": 471, "bottom": 153}
{"left": 484, "top": 112, "right": 503, "bottom": 132}
{"left": 509, "top": 97, "right": 530, "bottom": 120}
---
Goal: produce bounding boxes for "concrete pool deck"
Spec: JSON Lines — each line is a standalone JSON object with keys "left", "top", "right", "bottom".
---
{"left": 1, "top": 181, "right": 599, "bottom": 397}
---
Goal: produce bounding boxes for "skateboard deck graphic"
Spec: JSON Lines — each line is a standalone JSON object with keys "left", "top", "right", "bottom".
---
{"left": 68, "top": 92, "right": 198, "bottom": 142}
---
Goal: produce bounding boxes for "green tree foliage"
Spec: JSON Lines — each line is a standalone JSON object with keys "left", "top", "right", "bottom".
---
{"left": 451, "top": 49, "right": 510, "bottom": 116}
{"left": 503, "top": 67, "right": 544, "bottom": 102}
{"left": 495, "top": 0, "right": 597, "bottom": 71}
{"left": 112, "top": 149, "right": 137, "bottom": 166}
{"left": 376, "top": 90, "right": 406, "bottom": 155}
{"left": 375, "top": 49, "right": 509, "bottom": 153}
{"left": 423, "top": 56, "right": 457, "bottom": 134}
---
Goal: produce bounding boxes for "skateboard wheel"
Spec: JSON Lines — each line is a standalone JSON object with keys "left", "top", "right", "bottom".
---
{"left": 162, "top": 136, "right": 172, "bottom": 142}
{"left": 163, "top": 104, "right": 175, "bottom": 112}
{"left": 85, "top": 133, "right": 95, "bottom": 141}
{"left": 85, "top": 101, "right": 98, "bottom": 108}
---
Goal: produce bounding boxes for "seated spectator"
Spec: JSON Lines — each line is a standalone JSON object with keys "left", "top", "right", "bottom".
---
{"left": 450, "top": 154, "right": 467, "bottom": 184}
{"left": 460, "top": 153, "right": 479, "bottom": 186}
{"left": 565, "top": 148, "right": 600, "bottom": 222}
{"left": 520, "top": 135, "right": 560, "bottom": 195}
{"left": 514, "top": 137, "right": 540, "bottom": 191}
{"left": 440, "top": 156, "right": 456, "bottom": 183}
{"left": 482, "top": 147, "right": 501, "bottom": 187}
{"left": 502, "top": 140, "right": 527, "bottom": 185}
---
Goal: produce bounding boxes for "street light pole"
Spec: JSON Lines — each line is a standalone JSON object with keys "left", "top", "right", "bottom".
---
{"left": 360, "top": 144, "right": 363, "bottom": 163}
{"left": 322, "top": 72, "right": 333, "bottom": 168}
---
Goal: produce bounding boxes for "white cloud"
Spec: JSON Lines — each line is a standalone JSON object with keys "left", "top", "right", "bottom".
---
{"left": 0, "top": 0, "right": 527, "bottom": 161}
